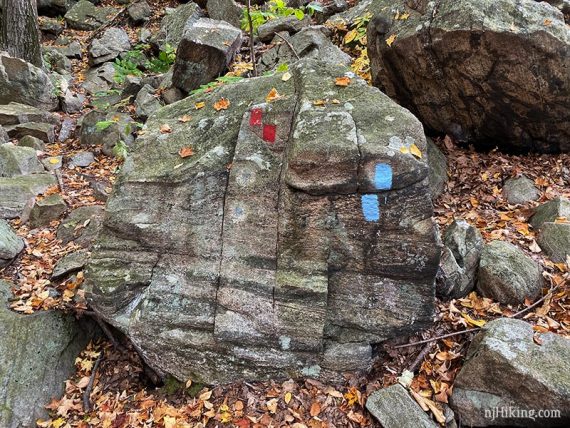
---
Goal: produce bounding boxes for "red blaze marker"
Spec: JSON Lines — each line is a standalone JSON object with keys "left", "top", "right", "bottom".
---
{"left": 263, "top": 124, "right": 276, "bottom": 143}
{"left": 250, "top": 108, "right": 262, "bottom": 126}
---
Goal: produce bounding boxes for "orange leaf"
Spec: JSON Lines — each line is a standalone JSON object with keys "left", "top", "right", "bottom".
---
{"left": 335, "top": 76, "right": 351, "bottom": 87}
{"left": 266, "top": 88, "right": 281, "bottom": 102}
{"left": 310, "top": 402, "right": 321, "bottom": 417}
{"left": 179, "top": 146, "right": 194, "bottom": 158}
{"left": 178, "top": 115, "right": 192, "bottom": 123}
{"left": 160, "top": 124, "right": 172, "bottom": 134}
{"left": 214, "top": 98, "right": 230, "bottom": 111}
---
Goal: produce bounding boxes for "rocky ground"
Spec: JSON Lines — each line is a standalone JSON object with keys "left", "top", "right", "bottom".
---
{"left": 0, "top": 0, "right": 569, "bottom": 427}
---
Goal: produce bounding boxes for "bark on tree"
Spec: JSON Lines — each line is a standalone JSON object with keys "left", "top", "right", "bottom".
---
{"left": 0, "top": 0, "right": 43, "bottom": 67}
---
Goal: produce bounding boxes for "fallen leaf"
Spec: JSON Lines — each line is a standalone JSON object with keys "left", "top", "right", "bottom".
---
{"left": 462, "top": 313, "right": 486, "bottom": 327}
{"left": 214, "top": 98, "right": 230, "bottom": 111}
{"left": 195, "top": 101, "right": 206, "bottom": 109}
{"left": 48, "top": 157, "right": 59, "bottom": 164}
{"left": 410, "top": 143, "right": 422, "bottom": 158}
{"left": 160, "top": 124, "right": 172, "bottom": 134}
{"left": 179, "top": 146, "right": 194, "bottom": 158}
{"left": 163, "top": 416, "right": 176, "bottom": 428}
{"left": 400, "top": 146, "right": 410, "bottom": 154}
{"left": 533, "top": 333, "right": 543, "bottom": 345}
{"left": 266, "top": 88, "right": 281, "bottom": 102}
{"left": 310, "top": 402, "right": 321, "bottom": 417}
{"left": 282, "top": 72, "right": 292, "bottom": 81}
{"left": 266, "top": 398, "right": 278, "bottom": 414}
{"left": 335, "top": 76, "right": 351, "bottom": 87}
{"left": 544, "top": 19, "right": 552, "bottom": 26}
{"left": 529, "top": 240, "right": 542, "bottom": 253}
{"left": 178, "top": 115, "right": 192, "bottom": 123}
{"left": 313, "top": 99, "right": 326, "bottom": 107}
{"left": 284, "top": 392, "right": 292, "bottom": 404}
{"left": 386, "top": 34, "right": 397, "bottom": 47}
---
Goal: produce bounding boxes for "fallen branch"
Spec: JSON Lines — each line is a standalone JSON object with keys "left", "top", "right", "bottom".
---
{"left": 83, "top": 310, "right": 122, "bottom": 351}
{"left": 393, "top": 328, "right": 481, "bottom": 349}
{"left": 510, "top": 283, "right": 561, "bottom": 319}
{"left": 83, "top": 349, "right": 103, "bottom": 412}
{"left": 274, "top": 32, "right": 300, "bottom": 60}
{"left": 407, "top": 342, "right": 435, "bottom": 373}
{"left": 246, "top": 0, "right": 258, "bottom": 77}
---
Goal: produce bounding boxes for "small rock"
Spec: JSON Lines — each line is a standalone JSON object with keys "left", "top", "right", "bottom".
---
{"left": 69, "top": 151, "right": 95, "bottom": 168}
{"left": 427, "top": 138, "right": 447, "bottom": 200}
{"left": 27, "top": 194, "right": 67, "bottom": 228}
{"left": 64, "top": 0, "right": 115, "bottom": 31}
{"left": 310, "top": 0, "right": 349, "bottom": 24}
{"left": 52, "top": 249, "right": 90, "bottom": 279}
{"left": 18, "top": 136, "right": 45, "bottom": 151}
{"left": 128, "top": 0, "right": 152, "bottom": 23}
{"left": 80, "top": 110, "right": 135, "bottom": 156}
{"left": 437, "top": 220, "right": 483, "bottom": 300}
{"left": 206, "top": 0, "right": 243, "bottom": 28}
{"left": 162, "top": 86, "right": 185, "bottom": 105}
{"left": 0, "top": 102, "right": 59, "bottom": 126}
{"left": 503, "top": 175, "right": 539, "bottom": 205}
{"left": 0, "top": 220, "right": 24, "bottom": 267}
{"left": 477, "top": 240, "right": 543, "bottom": 305}
{"left": 41, "top": 156, "right": 63, "bottom": 171}
{"left": 530, "top": 197, "right": 570, "bottom": 230}
{"left": 366, "top": 384, "right": 439, "bottom": 428}
{"left": 172, "top": 18, "right": 242, "bottom": 92}
{"left": 537, "top": 222, "right": 570, "bottom": 263}
{"left": 0, "top": 126, "right": 8, "bottom": 144}
{"left": 37, "top": 0, "right": 75, "bottom": 16}
{"left": 39, "top": 16, "right": 64, "bottom": 36}
{"left": 58, "top": 118, "right": 76, "bottom": 142}
{"left": 135, "top": 84, "right": 163, "bottom": 120}
{"left": 91, "top": 180, "right": 110, "bottom": 202}
{"left": 257, "top": 15, "right": 311, "bottom": 42}
{"left": 0, "top": 174, "right": 56, "bottom": 219}
{"left": 88, "top": 27, "right": 131, "bottom": 66}
{"left": 4, "top": 122, "right": 56, "bottom": 144}
{"left": 151, "top": 2, "right": 204, "bottom": 50}
{"left": 140, "top": 28, "right": 152, "bottom": 43}
{"left": 82, "top": 63, "right": 116, "bottom": 95}
{"left": 49, "top": 41, "right": 83, "bottom": 59}
{"left": 121, "top": 76, "right": 143, "bottom": 99}
{"left": 450, "top": 318, "right": 570, "bottom": 426}
{"left": 0, "top": 53, "right": 59, "bottom": 111}
{"left": 57, "top": 205, "right": 104, "bottom": 247}
{"left": 42, "top": 48, "right": 72, "bottom": 74}
{"left": 0, "top": 143, "right": 45, "bottom": 177}
{"left": 61, "top": 91, "right": 85, "bottom": 114}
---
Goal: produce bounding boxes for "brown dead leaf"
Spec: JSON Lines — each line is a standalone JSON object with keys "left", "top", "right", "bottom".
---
{"left": 179, "top": 146, "right": 194, "bottom": 158}
{"left": 214, "top": 98, "right": 230, "bottom": 111}
{"left": 310, "top": 402, "right": 321, "bottom": 417}
{"left": 178, "top": 115, "right": 192, "bottom": 123}
{"left": 160, "top": 124, "right": 172, "bottom": 134}
{"left": 335, "top": 76, "right": 351, "bottom": 87}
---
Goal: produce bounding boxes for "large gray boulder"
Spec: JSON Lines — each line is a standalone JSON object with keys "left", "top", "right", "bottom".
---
{"left": 0, "top": 103, "right": 58, "bottom": 127}
{"left": 85, "top": 60, "right": 441, "bottom": 384}
{"left": 477, "top": 241, "right": 543, "bottom": 305}
{"left": 57, "top": 205, "right": 104, "bottom": 247}
{"left": 437, "top": 220, "right": 483, "bottom": 300}
{"left": 0, "top": 53, "right": 59, "bottom": 111}
{"left": 531, "top": 197, "right": 570, "bottom": 230}
{"left": 367, "top": 0, "right": 570, "bottom": 153}
{"left": 257, "top": 26, "right": 352, "bottom": 74}
{"left": 0, "top": 143, "right": 45, "bottom": 177}
{"left": 366, "top": 384, "right": 439, "bottom": 428}
{"left": 503, "top": 176, "right": 540, "bottom": 205}
{"left": 257, "top": 15, "right": 311, "bottom": 42}
{"left": 207, "top": 0, "right": 243, "bottom": 29}
{"left": 450, "top": 318, "right": 570, "bottom": 427}
{"left": 538, "top": 222, "right": 570, "bottom": 263}
{"left": 80, "top": 110, "right": 135, "bottom": 156}
{"left": 0, "top": 281, "right": 96, "bottom": 428}
{"left": 64, "top": 0, "right": 116, "bottom": 31}
{"left": 0, "top": 174, "right": 56, "bottom": 219}
{"left": 151, "top": 2, "right": 204, "bottom": 50}
{"left": 88, "top": 27, "right": 131, "bottom": 66}
{"left": 0, "top": 220, "right": 24, "bottom": 268}
{"left": 172, "top": 18, "right": 243, "bottom": 93}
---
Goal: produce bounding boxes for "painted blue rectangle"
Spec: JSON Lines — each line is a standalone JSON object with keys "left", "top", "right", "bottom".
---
{"left": 374, "top": 163, "right": 392, "bottom": 190}
{"left": 361, "top": 194, "right": 380, "bottom": 222}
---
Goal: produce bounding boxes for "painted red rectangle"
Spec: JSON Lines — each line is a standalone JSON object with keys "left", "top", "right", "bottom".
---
{"left": 263, "top": 124, "right": 276, "bottom": 143}
{"left": 250, "top": 108, "right": 262, "bottom": 126}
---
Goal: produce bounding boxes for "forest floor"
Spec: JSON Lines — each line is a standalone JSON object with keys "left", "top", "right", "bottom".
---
{"left": 0, "top": 1, "right": 568, "bottom": 427}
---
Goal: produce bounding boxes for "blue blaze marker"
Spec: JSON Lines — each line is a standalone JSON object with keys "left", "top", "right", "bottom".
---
{"left": 374, "top": 163, "right": 392, "bottom": 190}
{"left": 361, "top": 194, "right": 380, "bottom": 222}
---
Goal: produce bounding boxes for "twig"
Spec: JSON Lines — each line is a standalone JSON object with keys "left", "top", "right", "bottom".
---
{"left": 510, "top": 284, "right": 562, "bottom": 319}
{"left": 407, "top": 342, "right": 435, "bottom": 373}
{"left": 83, "top": 350, "right": 103, "bottom": 412}
{"left": 393, "top": 328, "right": 481, "bottom": 349}
{"left": 274, "top": 32, "right": 300, "bottom": 60}
{"left": 83, "top": 310, "right": 122, "bottom": 351}
{"left": 246, "top": 0, "right": 258, "bottom": 77}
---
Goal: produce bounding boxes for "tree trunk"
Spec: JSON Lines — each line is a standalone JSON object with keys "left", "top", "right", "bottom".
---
{"left": 0, "top": 0, "right": 43, "bottom": 67}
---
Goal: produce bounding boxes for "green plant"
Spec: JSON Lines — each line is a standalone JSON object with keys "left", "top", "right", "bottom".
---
{"left": 112, "top": 140, "right": 128, "bottom": 160}
{"left": 241, "top": 0, "right": 318, "bottom": 33}
{"left": 190, "top": 75, "right": 244, "bottom": 96}
{"left": 146, "top": 44, "right": 176, "bottom": 73}
{"left": 95, "top": 119, "right": 117, "bottom": 131}
{"left": 113, "top": 58, "right": 143, "bottom": 84}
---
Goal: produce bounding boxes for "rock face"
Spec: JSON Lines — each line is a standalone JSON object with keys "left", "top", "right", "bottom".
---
{"left": 0, "top": 103, "right": 58, "bottom": 126}
{"left": 0, "top": 220, "right": 24, "bottom": 267}
{"left": 477, "top": 240, "right": 543, "bottom": 305}
{"left": 257, "top": 16, "right": 311, "bottom": 42}
{"left": 450, "top": 318, "right": 570, "bottom": 427}
{"left": 426, "top": 138, "right": 447, "bottom": 200}
{"left": 437, "top": 220, "right": 483, "bottom": 300}
{"left": 57, "top": 205, "right": 104, "bottom": 247}
{"left": 0, "top": 143, "right": 45, "bottom": 177}
{"left": 26, "top": 194, "right": 67, "bottom": 228}
{"left": 366, "top": 384, "right": 439, "bottom": 428}
{"left": 207, "top": 0, "right": 243, "bottom": 29}
{"left": 172, "top": 18, "right": 243, "bottom": 93}
{"left": 88, "top": 27, "right": 131, "bottom": 66}
{"left": 0, "top": 281, "right": 96, "bottom": 428}
{"left": 503, "top": 176, "right": 539, "bottom": 205}
{"left": 0, "top": 53, "right": 59, "bottom": 111}
{"left": 367, "top": 0, "right": 570, "bottom": 153}
{"left": 64, "top": 0, "right": 115, "bottom": 31}
{"left": 85, "top": 60, "right": 441, "bottom": 384}
{"left": 0, "top": 174, "right": 56, "bottom": 219}
{"left": 538, "top": 222, "right": 570, "bottom": 262}
{"left": 151, "top": 2, "right": 204, "bottom": 50}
